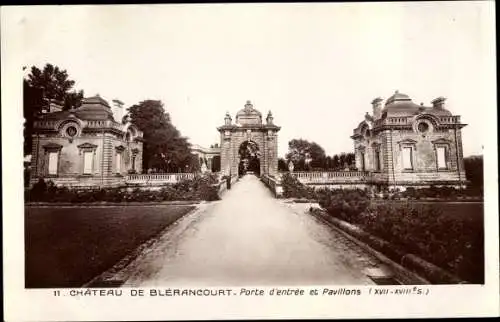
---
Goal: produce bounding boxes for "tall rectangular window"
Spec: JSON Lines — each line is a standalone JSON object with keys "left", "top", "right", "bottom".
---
{"left": 116, "top": 153, "right": 122, "bottom": 173}
{"left": 375, "top": 151, "right": 381, "bottom": 171}
{"left": 361, "top": 152, "right": 366, "bottom": 171}
{"left": 131, "top": 155, "right": 136, "bottom": 171}
{"left": 402, "top": 147, "right": 413, "bottom": 170}
{"left": 48, "top": 152, "right": 59, "bottom": 175}
{"left": 436, "top": 146, "right": 447, "bottom": 169}
{"left": 83, "top": 151, "right": 93, "bottom": 174}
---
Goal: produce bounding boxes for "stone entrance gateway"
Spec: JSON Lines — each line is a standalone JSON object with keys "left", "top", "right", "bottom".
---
{"left": 217, "top": 100, "right": 280, "bottom": 177}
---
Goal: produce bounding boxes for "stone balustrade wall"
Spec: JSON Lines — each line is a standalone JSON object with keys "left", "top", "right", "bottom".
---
{"left": 126, "top": 173, "right": 197, "bottom": 185}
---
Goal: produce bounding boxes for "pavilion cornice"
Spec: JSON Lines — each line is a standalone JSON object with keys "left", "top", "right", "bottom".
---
{"left": 81, "top": 127, "right": 127, "bottom": 135}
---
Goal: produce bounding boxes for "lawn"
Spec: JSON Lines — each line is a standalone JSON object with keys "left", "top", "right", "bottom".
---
{"left": 25, "top": 205, "right": 195, "bottom": 288}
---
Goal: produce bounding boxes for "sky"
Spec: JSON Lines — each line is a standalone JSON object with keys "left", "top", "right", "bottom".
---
{"left": 5, "top": 2, "right": 496, "bottom": 157}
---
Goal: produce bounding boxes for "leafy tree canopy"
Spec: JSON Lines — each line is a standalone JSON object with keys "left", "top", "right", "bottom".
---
{"left": 285, "top": 139, "right": 326, "bottom": 171}
{"left": 128, "top": 100, "right": 198, "bottom": 172}
{"left": 283, "top": 138, "right": 356, "bottom": 171}
{"left": 23, "top": 63, "right": 84, "bottom": 155}
{"left": 464, "top": 155, "right": 483, "bottom": 190}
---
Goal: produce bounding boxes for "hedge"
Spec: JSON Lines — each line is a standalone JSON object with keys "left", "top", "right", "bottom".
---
{"left": 26, "top": 174, "right": 221, "bottom": 203}
{"left": 284, "top": 175, "right": 483, "bottom": 283}
{"left": 281, "top": 173, "right": 316, "bottom": 199}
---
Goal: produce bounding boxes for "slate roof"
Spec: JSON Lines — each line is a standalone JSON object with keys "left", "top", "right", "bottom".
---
{"left": 37, "top": 95, "right": 115, "bottom": 121}
{"left": 381, "top": 91, "right": 452, "bottom": 117}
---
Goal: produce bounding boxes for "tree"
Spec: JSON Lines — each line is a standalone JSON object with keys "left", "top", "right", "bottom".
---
{"left": 339, "top": 153, "right": 347, "bottom": 169}
{"left": 23, "top": 64, "right": 84, "bottom": 155}
{"left": 324, "top": 156, "right": 332, "bottom": 170}
{"left": 128, "top": 100, "right": 193, "bottom": 172}
{"left": 464, "top": 155, "right": 483, "bottom": 191}
{"left": 285, "top": 139, "right": 326, "bottom": 171}
{"left": 186, "top": 154, "right": 201, "bottom": 173}
{"left": 25, "top": 64, "right": 84, "bottom": 109}
{"left": 278, "top": 158, "right": 288, "bottom": 172}
{"left": 332, "top": 154, "right": 340, "bottom": 170}
{"left": 345, "top": 152, "right": 356, "bottom": 168}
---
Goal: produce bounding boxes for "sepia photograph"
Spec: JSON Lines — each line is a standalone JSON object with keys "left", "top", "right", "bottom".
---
{"left": 2, "top": 1, "right": 498, "bottom": 320}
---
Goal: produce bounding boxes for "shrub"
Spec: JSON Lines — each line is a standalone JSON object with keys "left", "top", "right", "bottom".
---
{"left": 316, "top": 188, "right": 483, "bottom": 283}
{"left": 359, "top": 203, "right": 483, "bottom": 283}
{"left": 25, "top": 173, "right": 221, "bottom": 203}
{"left": 318, "top": 189, "right": 370, "bottom": 223}
{"left": 281, "top": 173, "right": 315, "bottom": 199}
{"left": 29, "top": 178, "right": 48, "bottom": 201}
{"left": 401, "top": 186, "right": 482, "bottom": 200}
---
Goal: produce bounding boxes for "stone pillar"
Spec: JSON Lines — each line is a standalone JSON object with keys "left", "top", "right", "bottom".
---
{"left": 230, "top": 131, "right": 239, "bottom": 176}
{"left": 220, "top": 131, "right": 232, "bottom": 176}
{"left": 262, "top": 130, "right": 267, "bottom": 175}
{"left": 271, "top": 131, "right": 278, "bottom": 176}
{"left": 30, "top": 134, "right": 40, "bottom": 183}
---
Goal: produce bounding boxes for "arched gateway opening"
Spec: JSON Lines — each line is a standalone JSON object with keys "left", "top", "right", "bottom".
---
{"left": 238, "top": 140, "right": 261, "bottom": 176}
{"left": 217, "top": 100, "right": 280, "bottom": 178}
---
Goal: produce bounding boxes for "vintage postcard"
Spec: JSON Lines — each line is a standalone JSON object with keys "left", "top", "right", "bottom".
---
{"left": 2, "top": 2, "right": 499, "bottom": 320}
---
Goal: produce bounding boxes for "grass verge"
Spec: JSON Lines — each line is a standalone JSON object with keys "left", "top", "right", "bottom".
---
{"left": 25, "top": 205, "right": 195, "bottom": 288}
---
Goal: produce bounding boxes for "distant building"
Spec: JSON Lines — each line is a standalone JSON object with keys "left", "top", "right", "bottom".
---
{"left": 351, "top": 91, "right": 467, "bottom": 189}
{"left": 30, "top": 95, "right": 143, "bottom": 188}
{"left": 191, "top": 144, "right": 221, "bottom": 172}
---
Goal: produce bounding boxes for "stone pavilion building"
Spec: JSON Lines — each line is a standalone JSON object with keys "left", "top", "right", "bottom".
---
{"left": 29, "top": 95, "right": 143, "bottom": 188}
{"left": 351, "top": 91, "right": 467, "bottom": 189}
{"left": 191, "top": 144, "right": 221, "bottom": 173}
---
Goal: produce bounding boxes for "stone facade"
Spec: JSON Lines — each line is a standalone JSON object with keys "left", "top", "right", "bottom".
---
{"left": 30, "top": 95, "right": 143, "bottom": 188}
{"left": 217, "top": 101, "right": 280, "bottom": 177}
{"left": 191, "top": 144, "right": 221, "bottom": 172}
{"left": 351, "top": 91, "right": 467, "bottom": 189}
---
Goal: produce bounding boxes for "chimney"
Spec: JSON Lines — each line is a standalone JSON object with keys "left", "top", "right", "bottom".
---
{"left": 111, "top": 99, "right": 125, "bottom": 123}
{"left": 371, "top": 97, "right": 383, "bottom": 119}
{"left": 431, "top": 96, "right": 446, "bottom": 109}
